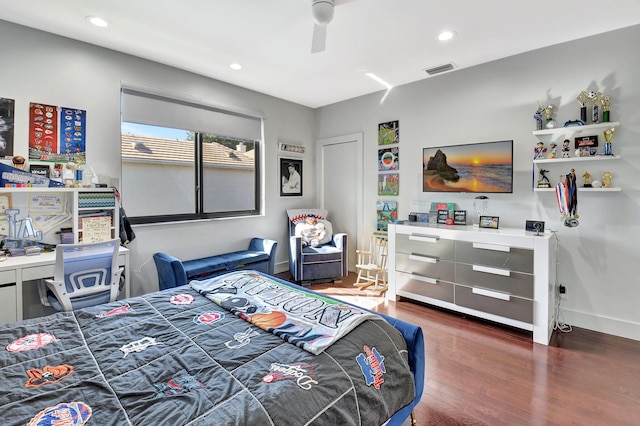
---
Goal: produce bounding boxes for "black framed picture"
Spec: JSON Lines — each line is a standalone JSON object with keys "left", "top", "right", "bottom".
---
{"left": 437, "top": 209, "right": 449, "bottom": 224}
{"left": 280, "top": 157, "right": 303, "bottom": 197}
{"left": 453, "top": 210, "right": 467, "bottom": 225}
{"left": 479, "top": 215, "right": 499, "bottom": 229}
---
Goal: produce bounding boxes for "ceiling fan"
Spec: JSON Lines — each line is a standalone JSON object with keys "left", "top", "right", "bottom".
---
{"left": 310, "top": 0, "right": 351, "bottom": 53}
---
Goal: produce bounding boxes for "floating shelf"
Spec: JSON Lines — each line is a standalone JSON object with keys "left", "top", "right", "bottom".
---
{"left": 532, "top": 121, "right": 619, "bottom": 137}
{"left": 534, "top": 187, "right": 621, "bottom": 192}
{"left": 533, "top": 155, "right": 620, "bottom": 164}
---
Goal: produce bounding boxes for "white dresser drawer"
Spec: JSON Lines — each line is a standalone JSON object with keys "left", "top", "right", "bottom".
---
{"left": 396, "top": 272, "right": 454, "bottom": 303}
{"left": 395, "top": 252, "right": 455, "bottom": 282}
{"left": 396, "top": 233, "right": 454, "bottom": 260}
{"left": 455, "top": 263, "right": 534, "bottom": 299}
{"left": 455, "top": 284, "right": 533, "bottom": 324}
{"left": 456, "top": 241, "right": 533, "bottom": 273}
{"left": 0, "top": 284, "right": 17, "bottom": 325}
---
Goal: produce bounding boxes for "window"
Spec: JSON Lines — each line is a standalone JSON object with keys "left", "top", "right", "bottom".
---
{"left": 120, "top": 88, "right": 262, "bottom": 224}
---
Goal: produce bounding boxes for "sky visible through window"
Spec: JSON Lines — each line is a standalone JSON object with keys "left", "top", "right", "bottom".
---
{"left": 122, "top": 122, "right": 189, "bottom": 140}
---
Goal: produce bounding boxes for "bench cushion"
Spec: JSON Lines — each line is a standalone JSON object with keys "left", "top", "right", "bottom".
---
{"left": 184, "top": 250, "right": 269, "bottom": 278}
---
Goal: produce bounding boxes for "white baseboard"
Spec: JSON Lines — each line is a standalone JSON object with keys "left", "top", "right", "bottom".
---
{"left": 563, "top": 308, "right": 640, "bottom": 342}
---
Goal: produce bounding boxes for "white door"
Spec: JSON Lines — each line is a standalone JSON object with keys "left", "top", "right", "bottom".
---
{"left": 318, "top": 133, "right": 363, "bottom": 272}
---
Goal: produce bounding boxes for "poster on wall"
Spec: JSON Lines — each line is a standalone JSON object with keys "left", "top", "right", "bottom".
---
{"left": 378, "top": 173, "right": 399, "bottom": 196}
{"left": 378, "top": 120, "right": 399, "bottom": 145}
{"left": 378, "top": 146, "right": 399, "bottom": 171}
{"left": 376, "top": 200, "right": 397, "bottom": 231}
{"left": 0, "top": 98, "right": 15, "bottom": 158}
{"left": 28, "top": 102, "right": 86, "bottom": 162}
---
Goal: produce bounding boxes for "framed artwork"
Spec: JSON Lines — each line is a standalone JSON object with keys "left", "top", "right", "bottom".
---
{"left": 378, "top": 146, "right": 399, "bottom": 171}
{"left": 430, "top": 202, "right": 455, "bottom": 213}
{"left": 0, "top": 98, "right": 15, "bottom": 157}
{"left": 479, "top": 215, "right": 500, "bottom": 229}
{"left": 378, "top": 173, "right": 399, "bottom": 196}
{"left": 378, "top": 120, "right": 399, "bottom": 145}
{"left": 280, "top": 157, "right": 303, "bottom": 197}
{"left": 437, "top": 210, "right": 449, "bottom": 224}
{"left": 376, "top": 200, "right": 397, "bottom": 231}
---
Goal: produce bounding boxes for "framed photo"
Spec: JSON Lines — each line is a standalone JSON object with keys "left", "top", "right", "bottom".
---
{"left": 453, "top": 210, "right": 467, "bottom": 225}
{"left": 479, "top": 215, "right": 500, "bottom": 229}
{"left": 280, "top": 158, "right": 303, "bottom": 197}
{"left": 574, "top": 135, "right": 598, "bottom": 148}
{"left": 437, "top": 209, "right": 449, "bottom": 224}
{"left": 29, "top": 163, "right": 51, "bottom": 178}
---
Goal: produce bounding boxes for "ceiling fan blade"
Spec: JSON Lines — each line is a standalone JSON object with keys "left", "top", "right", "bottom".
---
{"left": 311, "top": 23, "right": 327, "bottom": 53}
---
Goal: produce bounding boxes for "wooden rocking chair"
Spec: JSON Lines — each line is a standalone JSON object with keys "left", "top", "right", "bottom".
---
{"left": 354, "top": 230, "right": 388, "bottom": 294}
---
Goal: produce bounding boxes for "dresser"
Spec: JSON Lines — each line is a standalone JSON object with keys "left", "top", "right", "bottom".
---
{"left": 387, "top": 223, "right": 556, "bottom": 345}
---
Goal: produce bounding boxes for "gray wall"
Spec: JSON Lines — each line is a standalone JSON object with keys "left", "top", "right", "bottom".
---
{"left": 0, "top": 20, "right": 316, "bottom": 300}
{"left": 315, "top": 25, "right": 640, "bottom": 341}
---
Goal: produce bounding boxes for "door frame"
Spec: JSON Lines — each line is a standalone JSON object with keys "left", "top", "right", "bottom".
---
{"left": 317, "top": 132, "right": 364, "bottom": 263}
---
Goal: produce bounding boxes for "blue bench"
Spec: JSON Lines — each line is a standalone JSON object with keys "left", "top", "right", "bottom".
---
{"left": 153, "top": 238, "right": 277, "bottom": 290}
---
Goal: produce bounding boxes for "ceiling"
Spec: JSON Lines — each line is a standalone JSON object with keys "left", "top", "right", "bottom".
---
{"left": 2, "top": 0, "right": 640, "bottom": 108}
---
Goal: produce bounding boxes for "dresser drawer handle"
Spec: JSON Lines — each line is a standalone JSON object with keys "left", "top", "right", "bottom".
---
{"left": 472, "top": 242, "right": 510, "bottom": 252}
{"left": 410, "top": 274, "right": 438, "bottom": 285}
{"left": 409, "top": 234, "right": 439, "bottom": 243}
{"left": 473, "top": 264, "right": 511, "bottom": 277}
{"left": 409, "top": 254, "right": 438, "bottom": 263}
{"left": 472, "top": 287, "right": 511, "bottom": 301}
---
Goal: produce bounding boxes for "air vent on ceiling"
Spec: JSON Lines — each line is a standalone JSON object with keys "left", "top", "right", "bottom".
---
{"left": 424, "top": 63, "right": 455, "bottom": 75}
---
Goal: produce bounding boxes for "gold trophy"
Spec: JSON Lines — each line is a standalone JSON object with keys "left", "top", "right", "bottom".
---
{"left": 601, "top": 95, "right": 612, "bottom": 122}
{"left": 603, "top": 127, "right": 615, "bottom": 156}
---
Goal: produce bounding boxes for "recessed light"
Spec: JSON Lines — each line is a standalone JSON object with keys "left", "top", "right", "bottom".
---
{"left": 438, "top": 30, "right": 456, "bottom": 41}
{"left": 86, "top": 16, "right": 108, "bottom": 27}
{"left": 230, "top": 63, "right": 243, "bottom": 71}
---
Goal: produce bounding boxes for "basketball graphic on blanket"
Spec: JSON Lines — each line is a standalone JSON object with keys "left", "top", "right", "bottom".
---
{"left": 250, "top": 311, "right": 286, "bottom": 329}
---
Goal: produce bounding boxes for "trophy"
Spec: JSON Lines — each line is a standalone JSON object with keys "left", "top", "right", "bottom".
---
{"left": 533, "top": 104, "right": 544, "bottom": 131}
{"left": 603, "top": 127, "right": 615, "bottom": 155}
{"left": 601, "top": 95, "right": 612, "bottom": 123}
{"left": 537, "top": 169, "right": 551, "bottom": 188}
{"left": 582, "top": 171, "right": 592, "bottom": 187}
{"left": 602, "top": 171, "right": 613, "bottom": 188}
{"left": 586, "top": 91, "right": 602, "bottom": 123}
{"left": 544, "top": 104, "right": 555, "bottom": 129}
{"left": 577, "top": 91, "right": 589, "bottom": 123}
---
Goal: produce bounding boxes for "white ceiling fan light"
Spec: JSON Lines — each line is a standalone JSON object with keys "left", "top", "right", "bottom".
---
{"left": 310, "top": 0, "right": 335, "bottom": 54}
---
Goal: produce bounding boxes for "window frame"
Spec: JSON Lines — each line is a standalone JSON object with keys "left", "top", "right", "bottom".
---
{"left": 121, "top": 89, "right": 262, "bottom": 225}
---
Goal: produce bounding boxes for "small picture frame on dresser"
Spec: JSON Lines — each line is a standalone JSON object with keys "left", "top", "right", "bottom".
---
{"left": 453, "top": 210, "right": 467, "bottom": 225}
{"left": 479, "top": 215, "right": 499, "bottom": 229}
{"left": 436, "top": 209, "right": 449, "bottom": 224}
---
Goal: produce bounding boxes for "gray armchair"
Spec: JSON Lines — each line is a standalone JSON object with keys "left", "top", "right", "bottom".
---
{"left": 287, "top": 209, "right": 347, "bottom": 284}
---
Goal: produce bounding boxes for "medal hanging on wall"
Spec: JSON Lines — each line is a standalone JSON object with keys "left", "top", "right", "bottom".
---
{"left": 556, "top": 169, "right": 579, "bottom": 227}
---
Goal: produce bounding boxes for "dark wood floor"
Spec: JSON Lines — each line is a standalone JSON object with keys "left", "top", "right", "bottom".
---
{"left": 277, "top": 272, "right": 640, "bottom": 425}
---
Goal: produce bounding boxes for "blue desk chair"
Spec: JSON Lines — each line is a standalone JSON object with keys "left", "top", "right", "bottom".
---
{"left": 38, "top": 239, "right": 123, "bottom": 312}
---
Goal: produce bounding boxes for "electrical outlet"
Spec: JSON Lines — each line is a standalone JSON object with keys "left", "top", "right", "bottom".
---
{"left": 558, "top": 284, "right": 567, "bottom": 299}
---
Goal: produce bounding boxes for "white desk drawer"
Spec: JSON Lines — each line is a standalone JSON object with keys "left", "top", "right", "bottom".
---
{"left": 0, "top": 284, "right": 17, "bottom": 324}
{"left": 0, "top": 269, "right": 16, "bottom": 285}
{"left": 22, "top": 265, "right": 56, "bottom": 281}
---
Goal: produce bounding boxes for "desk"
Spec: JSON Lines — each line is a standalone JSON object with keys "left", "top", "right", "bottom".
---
{"left": 0, "top": 247, "right": 130, "bottom": 325}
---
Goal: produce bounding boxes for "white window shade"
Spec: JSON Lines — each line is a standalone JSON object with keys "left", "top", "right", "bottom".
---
{"left": 121, "top": 88, "right": 262, "bottom": 141}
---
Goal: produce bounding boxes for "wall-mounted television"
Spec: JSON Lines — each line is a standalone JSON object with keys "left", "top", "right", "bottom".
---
{"left": 423, "top": 140, "right": 513, "bottom": 193}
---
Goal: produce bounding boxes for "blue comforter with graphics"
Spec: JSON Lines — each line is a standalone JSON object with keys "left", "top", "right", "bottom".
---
{"left": 0, "top": 271, "right": 420, "bottom": 426}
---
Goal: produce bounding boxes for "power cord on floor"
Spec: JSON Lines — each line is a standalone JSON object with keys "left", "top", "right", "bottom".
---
{"left": 549, "top": 230, "right": 572, "bottom": 333}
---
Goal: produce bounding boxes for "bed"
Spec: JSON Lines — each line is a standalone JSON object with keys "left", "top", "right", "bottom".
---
{"left": 1, "top": 270, "right": 424, "bottom": 425}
